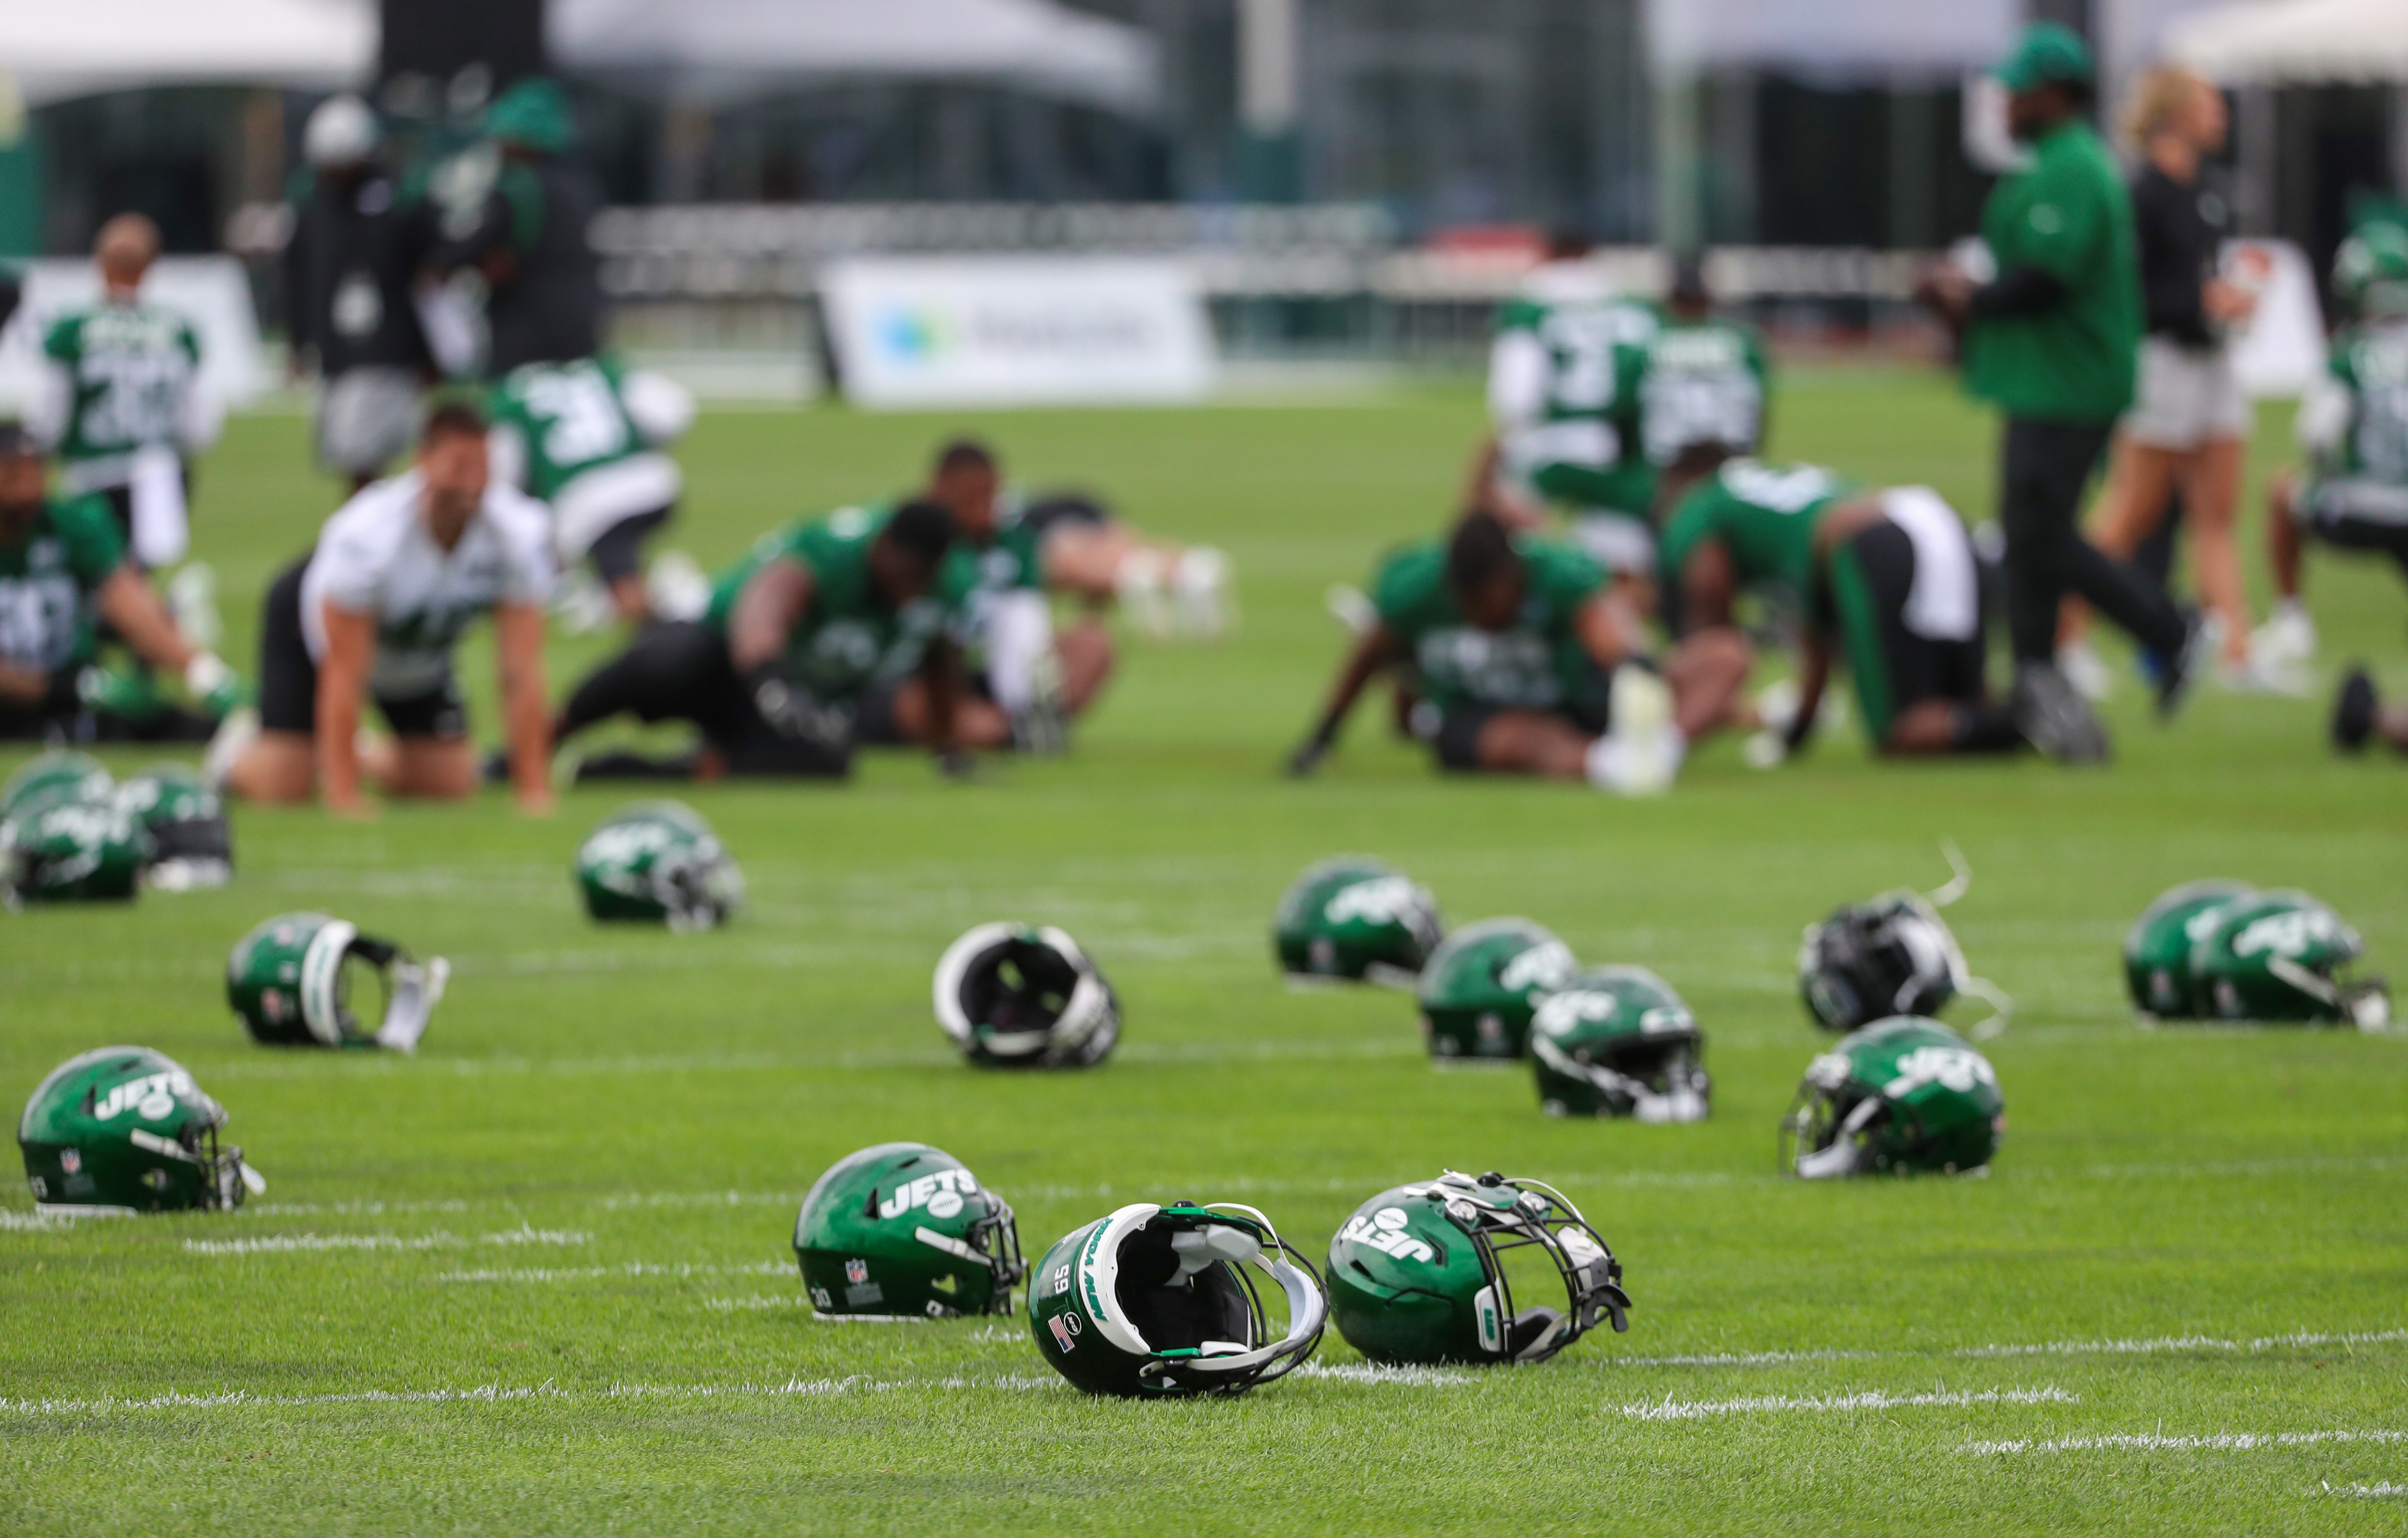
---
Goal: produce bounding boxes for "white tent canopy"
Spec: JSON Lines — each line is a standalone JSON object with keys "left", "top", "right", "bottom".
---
{"left": 2166, "top": 0, "right": 2408, "bottom": 84}
{"left": 551, "top": 0, "right": 1161, "bottom": 114}
{"left": 0, "top": 0, "right": 373, "bottom": 106}
{"left": 1645, "top": 0, "right": 2019, "bottom": 78}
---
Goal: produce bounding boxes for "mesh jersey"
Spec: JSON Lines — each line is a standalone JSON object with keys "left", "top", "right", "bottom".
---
{"left": 0, "top": 496, "right": 125, "bottom": 673}
{"left": 1657, "top": 460, "right": 1855, "bottom": 596}
{"left": 1490, "top": 296, "right": 1659, "bottom": 510}
{"left": 1371, "top": 536, "right": 1605, "bottom": 712}
{"left": 1640, "top": 318, "right": 1771, "bottom": 467}
{"left": 705, "top": 505, "right": 976, "bottom": 701}
{"left": 40, "top": 303, "right": 202, "bottom": 472}
{"left": 2297, "top": 320, "right": 2408, "bottom": 485}
{"left": 487, "top": 357, "right": 649, "bottom": 500}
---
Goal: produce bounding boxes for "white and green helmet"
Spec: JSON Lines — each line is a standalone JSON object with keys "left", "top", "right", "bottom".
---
{"left": 4, "top": 791, "right": 149, "bottom": 906}
{"left": 1027, "top": 1200, "right": 1326, "bottom": 1397}
{"left": 18, "top": 1046, "right": 265, "bottom": 1213}
{"left": 2189, "top": 890, "right": 2390, "bottom": 1029}
{"left": 226, "top": 912, "right": 451, "bottom": 1053}
{"left": 2, "top": 750, "right": 114, "bottom": 823}
{"left": 933, "top": 923, "right": 1120, "bottom": 1068}
{"left": 1272, "top": 856, "right": 1444, "bottom": 984}
{"left": 574, "top": 801, "right": 744, "bottom": 931}
{"left": 116, "top": 763, "right": 233, "bottom": 891}
{"left": 1416, "top": 918, "right": 1579, "bottom": 1061}
{"left": 1529, "top": 964, "right": 1709, "bottom": 1122}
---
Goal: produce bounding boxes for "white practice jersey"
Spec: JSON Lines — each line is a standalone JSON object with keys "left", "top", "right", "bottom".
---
{"left": 301, "top": 471, "right": 554, "bottom": 697}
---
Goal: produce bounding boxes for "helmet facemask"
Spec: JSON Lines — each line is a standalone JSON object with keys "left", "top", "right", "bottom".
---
{"left": 1531, "top": 1027, "right": 1709, "bottom": 1123}
{"left": 935, "top": 924, "right": 1119, "bottom": 1068}
{"left": 913, "top": 1188, "right": 1025, "bottom": 1315}
{"left": 653, "top": 844, "right": 742, "bottom": 932}
{"left": 1413, "top": 1173, "right": 1630, "bottom": 1362}
{"left": 1782, "top": 1074, "right": 1895, "bottom": 1179}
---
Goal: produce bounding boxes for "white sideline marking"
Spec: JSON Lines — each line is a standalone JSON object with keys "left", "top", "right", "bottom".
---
{"left": 706, "top": 1294, "right": 809, "bottom": 1311}
{"left": 0, "top": 1207, "right": 130, "bottom": 1230}
{"left": 184, "top": 1227, "right": 587, "bottom": 1256}
{"left": 1957, "top": 1328, "right": 2408, "bottom": 1360}
{"left": 1612, "top": 1348, "right": 1879, "bottom": 1369}
{"left": 0, "top": 1375, "right": 1065, "bottom": 1420}
{"left": 442, "top": 1261, "right": 789, "bottom": 1284}
{"left": 1964, "top": 1428, "right": 2408, "bottom": 1457}
{"left": 2326, "top": 1482, "right": 2408, "bottom": 1498}
{"left": 1292, "top": 1363, "right": 1471, "bottom": 1387}
{"left": 1623, "top": 1386, "right": 2076, "bottom": 1422}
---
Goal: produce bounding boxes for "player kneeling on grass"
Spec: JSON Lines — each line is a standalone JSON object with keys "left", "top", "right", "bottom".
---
{"left": 1287, "top": 511, "right": 1746, "bottom": 794}
{"left": 0, "top": 423, "right": 243, "bottom": 743}
{"left": 215, "top": 402, "right": 554, "bottom": 817}
{"left": 547, "top": 500, "right": 969, "bottom": 781}
{"left": 1661, "top": 450, "right": 2028, "bottom": 763}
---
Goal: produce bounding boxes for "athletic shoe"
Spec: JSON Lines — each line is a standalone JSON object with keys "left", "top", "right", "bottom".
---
{"left": 1010, "top": 648, "right": 1068, "bottom": 756}
{"left": 2252, "top": 602, "right": 2316, "bottom": 668}
{"left": 202, "top": 706, "right": 261, "bottom": 793}
{"left": 2331, "top": 666, "right": 2377, "bottom": 753}
{"left": 2011, "top": 663, "right": 2110, "bottom": 764}
{"left": 2218, "top": 650, "right": 2311, "bottom": 698}
{"left": 2155, "top": 611, "right": 2211, "bottom": 720}
{"left": 646, "top": 550, "right": 712, "bottom": 623}
{"left": 2056, "top": 640, "right": 2115, "bottom": 703}
{"left": 1586, "top": 666, "right": 1679, "bottom": 796}
{"left": 1324, "top": 584, "right": 1377, "bottom": 635}
{"left": 1171, "top": 547, "right": 1233, "bottom": 637}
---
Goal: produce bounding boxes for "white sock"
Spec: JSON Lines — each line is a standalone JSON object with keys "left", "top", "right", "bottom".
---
{"left": 982, "top": 590, "right": 1054, "bottom": 714}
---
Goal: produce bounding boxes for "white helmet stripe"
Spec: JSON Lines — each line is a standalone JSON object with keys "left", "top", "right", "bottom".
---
{"left": 298, "top": 921, "right": 360, "bottom": 1046}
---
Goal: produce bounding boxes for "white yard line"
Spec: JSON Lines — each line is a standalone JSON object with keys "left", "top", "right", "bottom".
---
{"left": 1621, "top": 1386, "right": 2076, "bottom": 1422}
{"left": 0, "top": 1374, "right": 1071, "bottom": 1420}
{"left": 1964, "top": 1428, "right": 2408, "bottom": 1457}
{"left": 184, "top": 1227, "right": 587, "bottom": 1256}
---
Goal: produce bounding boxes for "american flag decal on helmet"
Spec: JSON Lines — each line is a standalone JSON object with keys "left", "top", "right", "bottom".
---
{"left": 1047, "top": 1314, "right": 1079, "bottom": 1352}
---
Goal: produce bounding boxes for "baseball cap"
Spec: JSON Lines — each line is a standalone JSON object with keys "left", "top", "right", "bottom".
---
{"left": 1994, "top": 23, "right": 2095, "bottom": 93}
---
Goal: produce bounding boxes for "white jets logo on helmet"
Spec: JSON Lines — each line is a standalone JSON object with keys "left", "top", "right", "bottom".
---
{"left": 1887, "top": 1046, "right": 1995, "bottom": 1096}
{"left": 1534, "top": 988, "right": 1620, "bottom": 1035}
{"left": 879, "top": 1167, "right": 980, "bottom": 1222}
{"left": 1324, "top": 877, "right": 1423, "bottom": 927}
{"left": 1341, "top": 1207, "right": 1436, "bottom": 1263}
{"left": 1499, "top": 941, "right": 1577, "bottom": 993}
{"left": 2233, "top": 909, "right": 2346, "bottom": 960}
{"left": 92, "top": 1070, "right": 193, "bottom": 1123}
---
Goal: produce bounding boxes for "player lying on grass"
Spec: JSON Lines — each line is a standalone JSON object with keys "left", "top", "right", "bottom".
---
{"left": 1658, "top": 449, "right": 2031, "bottom": 762}
{"left": 0, "top": 422, "right": 242, "bottom": 742}
{"left": 1286, "top": 511, "right": 1747, "bottom": 793}
{"left": 213, "top": 402, "right": 554, "bottom": 816}
{"left": 546, "top": 500, "right": 968, "bottom": 781}
{"left": 487, "top": 355, "right": 697, "bottom": 631}
{"left": 2257, "top": 218, "right": 2408, "bottom": 670}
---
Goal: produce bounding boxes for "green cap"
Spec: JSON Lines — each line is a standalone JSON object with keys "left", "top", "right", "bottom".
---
{"left": 1994, "top": 22, "right": 2093, "bottom": 93}
{"left": 485, "top": 77, "right": 573, "bottom": 154}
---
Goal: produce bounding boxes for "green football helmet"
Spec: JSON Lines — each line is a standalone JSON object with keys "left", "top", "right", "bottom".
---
{"left": 794, "top": 1142, "right": 1024, "bottom": 1319}
{"left": 1416, "top": 918, "right": 1578, "bottom": 1061}
{"left": 2122, "top": 880, "right": 2255, "bottom": 1019}
{"left": 574, "top": 801, "right": 743, "bottom": 931}
{"left": 1529, "top": 965, "right": 1709, "bottom": 1122}
{"left": 1326, "top": 1171, "right": 1631, "bottom": 1366}
{"left": 932, "top": 923, "right": 1120, "bottom": 1068}
{"left": 2333, "top": 220, "right": 2408, "bottom": 320}
{"left": 116, "top": 763, "right": 234, "bottom": 891}
{"left": 1780, "top": 1017, "right": 2004, "bottom": 1179}
{"left": 2, "top": 750, "right": 113, "bottom": 824}
{"left": 226, "top": 912, "right": 451, "bottom": 1054}
{"left": 18, "top": 1046, "right": 264, "bottom": 1213}
{"left": 4, "top": 793, "right": 150, "bottom": 906}
{"left": 2189, "top": 890, "right": 2390, "bottom": 1028}
{"left": 1272, "top": 856, "right": 1443, "bottom": 984}
{"left": 1028, "top": 1200, "right": 1325, "bottom": 1396}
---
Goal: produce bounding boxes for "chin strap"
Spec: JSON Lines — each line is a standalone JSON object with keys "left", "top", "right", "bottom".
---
{"left": 1921, "top": 840, "right": 2012, "bottom": 1039}
{"left": 1152, "top": 1207, "right": 1327, "bottom": 1385}
{"left": 1530, "top": 1036, "right": 1707, "bottom": 1123}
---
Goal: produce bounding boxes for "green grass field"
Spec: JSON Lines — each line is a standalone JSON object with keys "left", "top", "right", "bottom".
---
{"left": 3, "top": 371, "right": 2405, "bottom": 1535}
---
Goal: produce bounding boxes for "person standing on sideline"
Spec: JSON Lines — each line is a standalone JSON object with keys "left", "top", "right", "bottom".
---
{"left": 2058, "top": 66, "right": 2276, "bottom": 695}
{"left": 432, "top": 78, "right": 603, "bottom": 377}
{"left": 1919, "top": 23, "right": 2198, "bottom": 762}
{"left": 285, "top": 96, "right": 438, "bottom": 493}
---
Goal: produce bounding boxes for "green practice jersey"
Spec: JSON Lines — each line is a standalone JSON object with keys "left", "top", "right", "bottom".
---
{"left": 705, "top": 505, "right": 974, "bottom": 701}
{"left": 1490, "top": 294, "right": 1659, "bottom": 516}
{"left": 1372, "top": 535, "right": 1606, "bottom": 712}
{"left": 2300, "top": 320, "right": 2408, "bottom": 485}
{"left": 1658, "top": 460, "right": 1855, "bottom": 596}
{"left": 0, "top": 496, "right": 126, "bottom": 674}
{"left": 487, "top": 356, "right": 647, "bottom": 500}
{"left": 41, "top": 302, "right": 202, "bottom": 482}
{"left": 1641, "top": 317, "right": 1771, "bottom": 466}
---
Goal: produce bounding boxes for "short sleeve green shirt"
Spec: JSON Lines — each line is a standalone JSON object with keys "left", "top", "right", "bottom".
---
{"left": 41, "top": 302, "right": 203, "bottom": 467}
{"left": 1371, "top": 535, "right": 1605, "bottom": 712}
{"left": 0, "top": 495, "right": 127, "bottom": 673}
{"left": 1657, "top": 460, "right": 1852, "bottom": 595}
{"left": 487, "top": 356, "right": 645, "bottom": 500}
{"left": 1964, "top": 121, "right": 2142, "bottom": 424}
{"left": 704, "top": 504, "right": 973, "bottom": 701}
{"left": 2313, "top": 323, "right": 2408, "bottom": 483}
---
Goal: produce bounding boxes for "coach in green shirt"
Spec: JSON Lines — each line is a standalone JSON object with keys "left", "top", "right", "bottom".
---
{"left": 1920, "top": 23, "right": 2195, "bottom": 762}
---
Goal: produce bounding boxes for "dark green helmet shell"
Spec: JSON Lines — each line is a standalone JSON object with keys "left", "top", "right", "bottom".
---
{"left": 1028, "top": 1201, "right": 1325, "bottom": 1396}
{"left": 2123, "top": 880, "right": 2254, "bottom": 1018}
{"left": 933, "top": 923, "right": 1120, "bottom": 1068}
{"left": 3, "top": 751, "right": 113, "bottom": 824}
{"left": 117, "top": 763, "right": 233, "bottom": 891}
{"left": 1416, "top": 918, "right": 1577, "bottom": 1061}
{"left": 1325, "top": 1171, "right": 1630, "bottom": 1366}
{"left": 226, "top": 912, "right": 449, "bottom": 1053}
{"left": 17, "top": 1046, "right": 261, "bottom": 1212}
{"left": 5, "top": 793, "right": 149, "bottom": 905}
{"left": 794, "top": 1143, "right": 1024, "bottom": 1319}
{"left": 2188, "top": 890, "right": 2390, "bottom": 1027}
{"left": 1529, "top": 964, "right": 1709, "bottom": 1121}
{"left": 1782, "top": 1017, "right": 2003, "bottom": 1178}
{"left": 1272, "top": 856, "right": 1443, "bottom": 983}
{"left": 575, "top": 801, "right": 743, "bottom": 931}
{"left": 2334, "top": 220, "right": 2408, "bottom": 320}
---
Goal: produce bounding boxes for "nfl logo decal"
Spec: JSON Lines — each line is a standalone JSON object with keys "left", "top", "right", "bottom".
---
{"left": 845, "top": 1258, "right": 868, "bottom": 1285}
{"left": 60, "top": 1149, "right": 81, "bottom": 1175}
{"left": 1047, "top": 1314, "right": 1080, "bottom": 1352}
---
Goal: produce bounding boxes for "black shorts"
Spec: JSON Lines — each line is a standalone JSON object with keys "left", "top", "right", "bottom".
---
{"left": 2299, "top": 479, "right": 2408, "bottom": 567}
{"left": 1816, "top": 519, "right": 1986, "bottom": 744}
{"left": 587, "top": 503, "right": 674, "bottom": 586}
{"left": 256, "top": 558, "right": 469, "bottom": 741}
{"left": 563, "top": 620, "right": 851, "bottom": 777}
{"left": 1421, "top": 675, "right": 1612, "bottom": 773}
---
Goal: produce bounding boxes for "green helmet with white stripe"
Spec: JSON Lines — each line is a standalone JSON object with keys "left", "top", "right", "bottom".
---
{"left": 2188, "top": 890, "right": 2390, "bottom": 1028}
{"left": 225, "top": 912, "right": 450, "bottom": 1053}
{"left": 1416, "top": 918, "right": 1578, "bottom": 1061}
{"left": 1027, "top": 1200, "right": 1326, "bottom": 1396}
{"left": 2, "top": 750, "right": 113, "bottom": 824}
{"left": 1780, "top": 1017, "right": 2003, "bottom": 1178}
{"left": 793, "top": 1142, "right": 1024, "bottom": 1320}
{"left": 2122, "top": 879, "right": 2254, "bottom": 1019}
{"left": 18, "top": 1046, "right": 264, "bottom": 1213}
{"left": 574, "top": 801, "right": 743, "bottom": 931}
{"left": 1529, "top": 965, "right": 1709, "bottom": 1122}
{"left": 1273, "top": 856, "right": 1444, "bottom": 983}
{"left": 4, "top": 791, "right": 149, "bottom": 905}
